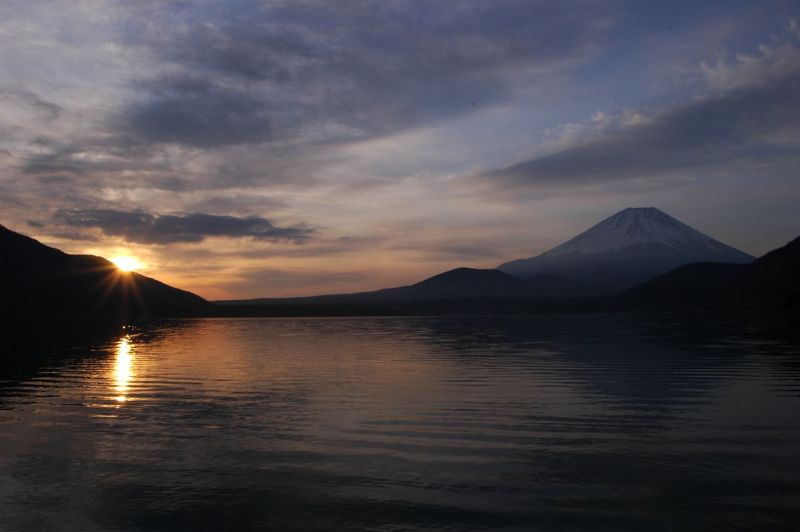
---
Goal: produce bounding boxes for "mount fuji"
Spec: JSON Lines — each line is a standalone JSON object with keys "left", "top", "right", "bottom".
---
{"left": 498, "top": 207, "right": 754, "bottom": 295}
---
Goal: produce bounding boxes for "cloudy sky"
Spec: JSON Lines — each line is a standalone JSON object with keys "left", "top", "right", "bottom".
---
{"left": 2, "top": 0, "right": 799, "bottom": 299}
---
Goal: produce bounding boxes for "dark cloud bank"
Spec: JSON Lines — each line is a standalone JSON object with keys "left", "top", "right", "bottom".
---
{"left": 120, "top": 0, "right": 616, "bottom": 148}
{"left": 129, "top": 78, "right": 273, "bottom": 148}
{"left": 56, "top": 209, "right": 312, "bottom": 245}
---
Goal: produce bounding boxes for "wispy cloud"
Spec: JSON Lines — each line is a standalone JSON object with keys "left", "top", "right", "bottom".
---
{"left": 484, "top": 31, "right": 800, "bottom": 187}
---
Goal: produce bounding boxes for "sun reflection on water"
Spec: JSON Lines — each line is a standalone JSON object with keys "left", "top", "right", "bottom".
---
{"left": 114, "top": 336, "right": 134, "bottom": 403}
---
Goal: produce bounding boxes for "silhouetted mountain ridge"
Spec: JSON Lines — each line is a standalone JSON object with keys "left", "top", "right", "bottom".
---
{"left": 625, "top": 235, "right": 800, "bottom": 309}
{"left": 220, "top": 230, "right": 799, "bottom": 315}
{"left": 0, "top": 224, "right": 210, "bottom": 317}
{"left": 4, "top": 218, "right": 796, "bottom": 319}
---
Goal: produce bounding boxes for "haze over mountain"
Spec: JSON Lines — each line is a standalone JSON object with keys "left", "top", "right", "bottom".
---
{"left": 0, "top": 225, "right": 209, "bottom": 317}
{"left": 498, "top": 207, "right": 754, "bottom": 295}
{"left": 216, "top": 266, "right": 607, "bottom": 316}
{"left": 222, "top": 207, "right": 758, "bottom": 306}
{"left": 220, "top": 267, "right": 529, "bottom": 306}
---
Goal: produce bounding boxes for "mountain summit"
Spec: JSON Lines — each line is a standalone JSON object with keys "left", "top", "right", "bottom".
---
{"left": 498, "top": 207, "right": 754, "bottom": 295}
{"left": 534, "top": 207, "right": 752, "bottom": 258}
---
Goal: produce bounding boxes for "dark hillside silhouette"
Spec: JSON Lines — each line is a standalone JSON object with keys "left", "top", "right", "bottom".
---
{"left": 624, "top": 235, "right": 800, "bottom": 310}
{"left": 0, "top": 225, "right": 210, "bottom": 317}
{"left": 2, "top": 222, "right": 797, "bottom": 318}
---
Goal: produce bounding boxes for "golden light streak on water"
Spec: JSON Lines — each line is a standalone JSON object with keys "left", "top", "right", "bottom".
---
{"left": 114, "top": 336, "right": 134, "bottom": 403}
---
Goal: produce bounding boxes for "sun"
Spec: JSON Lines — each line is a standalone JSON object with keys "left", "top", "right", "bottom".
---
{"left": 111, "top": 255, "right": 142, "bottom": 272}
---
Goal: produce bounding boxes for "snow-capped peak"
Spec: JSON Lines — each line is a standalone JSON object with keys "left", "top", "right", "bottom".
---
{"left": 497, "top": 207, "right": 753, "bottom": 294}
{"left": 541, "top": 207, "right": 739, "bottom": 257}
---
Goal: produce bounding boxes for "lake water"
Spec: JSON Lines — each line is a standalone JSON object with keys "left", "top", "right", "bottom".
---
{"left": 1, "top": 315, "right": 799, "bottom": 531}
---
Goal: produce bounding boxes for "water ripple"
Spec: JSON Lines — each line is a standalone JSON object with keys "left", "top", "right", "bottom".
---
{"left": 0, "top": 315, "right": 799, "bottom": 531}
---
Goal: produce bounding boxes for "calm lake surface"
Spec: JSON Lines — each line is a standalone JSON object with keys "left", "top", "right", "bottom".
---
{"left": 1, "top": 315, "right": 799, "bottom": 531}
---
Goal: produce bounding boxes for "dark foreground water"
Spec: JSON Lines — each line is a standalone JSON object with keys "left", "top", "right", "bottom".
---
{"left": 1, "top": 315, "right": 799, "bottom": 531}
